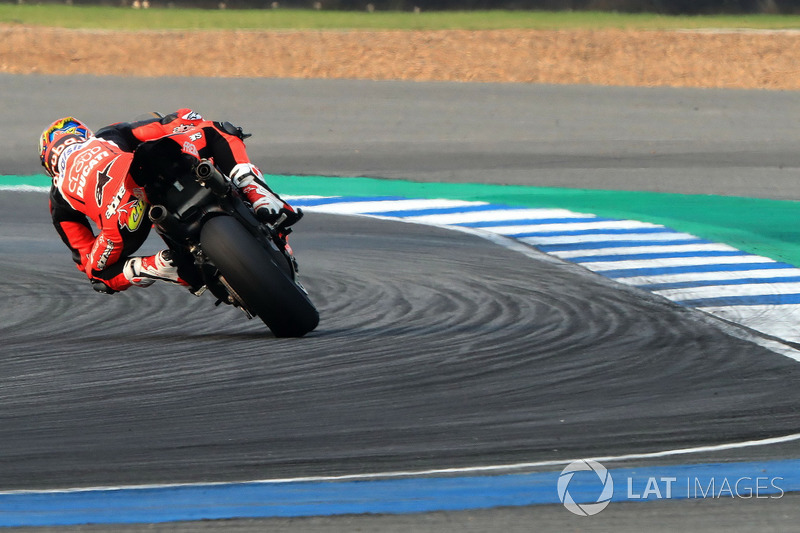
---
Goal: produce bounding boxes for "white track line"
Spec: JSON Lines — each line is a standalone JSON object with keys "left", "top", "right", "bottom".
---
{"left": 519, "top": 232, "right": 702, "bottom": 246}
{"left": 552, "top": 242, "right": 740, "bottom": 259}
{"left": 307, "top": 198, "right": 483, "bottom": 214}
{"left": 0, "top": 185, "right": 49, "bottom": 192}
{"left": 582, "top": 255, "right": 775, "bottom": 272}
{"left": 3, "top": 191, "right": 800, "bottom": 496}
{"left": 656, "top": 282, "right": 800, "bottom": 301}
{"left": 403, "top": 208, "right": 595, "bottom": 224}
{"left": 475, "top": 220, "right": 664, "bottom": 235}
{"left": 2, "top": 432, "right": 799, "bottom": 495}
{"left": 619, "top": 268, "right": 800, "bottom": 287}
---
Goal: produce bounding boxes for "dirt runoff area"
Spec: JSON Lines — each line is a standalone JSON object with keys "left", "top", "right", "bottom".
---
{"left": 1, "top": 24, "right": 798, "bottom": 89}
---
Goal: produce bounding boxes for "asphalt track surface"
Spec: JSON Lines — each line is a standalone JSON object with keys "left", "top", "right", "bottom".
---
{"left": 2, "top": 75, "right": 800, "bottom": 531}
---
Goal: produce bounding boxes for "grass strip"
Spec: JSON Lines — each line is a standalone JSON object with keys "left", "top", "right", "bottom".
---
{"left": 2, "top": 5, "right": 799, "bottom": 31}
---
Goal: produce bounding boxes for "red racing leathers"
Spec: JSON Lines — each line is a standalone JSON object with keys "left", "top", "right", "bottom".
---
{"left": 50, "top": 109, "right": 262, "bottom": 292}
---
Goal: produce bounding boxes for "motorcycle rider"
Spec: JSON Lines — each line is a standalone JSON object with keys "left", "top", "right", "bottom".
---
{"left": 40, "top": 109, "right": 298, "bottom": 293}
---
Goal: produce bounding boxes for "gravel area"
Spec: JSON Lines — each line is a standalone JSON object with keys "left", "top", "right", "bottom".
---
{"left": 2, "top": 24, "right": 799, "bottom": 88}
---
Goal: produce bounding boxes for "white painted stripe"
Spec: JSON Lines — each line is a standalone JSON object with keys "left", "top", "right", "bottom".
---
{"left": 0, "top": 185, "right": 49, "bottom": 192}
{"left": 283, "top": 195, "right": 338, "bottom": 201}
{"left": 582, "top": 255, "right": 775, "bottom": 272}
{"left": 618, "top": 268, "right": 800, "bottom": 287}
{"left": 519, "top": 232, "right": 701, "bottom": 246}
{"left": 402, "top": 208, "right": 595, "bottom": 225}
{"left": 551, "top": 242, "right": 739, "bottom": 260}
{"left": 455, "top": 223, "right": 800, "bottom": 361}
{"left": 479, "top": 220, "right": 665, "bottom": 236}
{"left": 6, "top": 186, "right": 799, "bottom": 359}
{"left": 305, "top": 199, "right": 485, "bottom": 214}
{"left": 2, "top": 432, "right": 799, "bottom": 495}
{"left": 698, "top": 305, "right": 800, "bottom": 344}
{"left": 655, "top": 282, "right": 800, "bottom": 302}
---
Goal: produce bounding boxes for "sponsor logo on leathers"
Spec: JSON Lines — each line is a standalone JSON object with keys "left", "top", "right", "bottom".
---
{"left": 131, "top": 187, "right": 147, "bottom": 201}
{"left": 118, "top": 199, "right": 147, "bottom": 232}
{"left": 183, "top": 141, "right": 199, "bottom": 157}
{"left": 106, "top": 184, "right": 127, "bottom": 219}
{"left": 92, "top": 235, "right": 115, "bottom": 271}
{"left": 68, "top": 146, "right": 108, "bottom": 199}
{"left": 49, "top": 136, "right": 83, "bottom": 177}
{"left": 56, "top": 141, "right": 84, "bottom": 179}
{"left": 182, "top": 110, "right": 203, "bottom": 121}
{"left": 95, "top": 158, "right": 118, "bottom": 207}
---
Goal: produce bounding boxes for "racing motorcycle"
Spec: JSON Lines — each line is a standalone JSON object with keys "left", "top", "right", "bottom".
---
{"left": 131, "top": 138, "right": 319, "bottom": 338}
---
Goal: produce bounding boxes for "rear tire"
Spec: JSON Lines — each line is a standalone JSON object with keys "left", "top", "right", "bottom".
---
{"left": 200, "top": 215, "right": 319, "bottom": 337}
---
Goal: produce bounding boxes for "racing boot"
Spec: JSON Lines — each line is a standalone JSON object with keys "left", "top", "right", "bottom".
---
{"left": 123, "top": 250, "right": 189, "bottom": 287}
{"left": 229, "top": 163, "right": 285, "bottom": 221}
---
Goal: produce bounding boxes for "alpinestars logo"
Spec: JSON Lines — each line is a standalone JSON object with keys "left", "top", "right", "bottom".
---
{"left": 182, "top": 111, "right": 203, "bottom": 121}
{"left": 557, "top": 460, "right": 614, "bottom": 516}
{"left": 95, "top": 159, "right": 116, "bottom": 207}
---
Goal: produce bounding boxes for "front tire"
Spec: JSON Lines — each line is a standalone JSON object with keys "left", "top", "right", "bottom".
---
{"left": 200, "top": 215, "right": 319, "bottom": 337}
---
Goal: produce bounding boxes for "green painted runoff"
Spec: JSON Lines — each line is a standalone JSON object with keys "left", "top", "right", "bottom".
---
{"left": 5, "top": 173, "right": 800, "bottom": 268}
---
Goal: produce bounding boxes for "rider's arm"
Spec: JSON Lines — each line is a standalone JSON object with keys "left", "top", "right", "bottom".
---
{"left": 198, "top": 124, "right": 252, "bottom": 175}
{"left": 49, "top": 187, "right": 95, "bottom": 272}
{"left": 95, "top": 108, "right": 206, "bottom": 152}
{"left": 94, "top": 117, "right": 163, "bottom": 152}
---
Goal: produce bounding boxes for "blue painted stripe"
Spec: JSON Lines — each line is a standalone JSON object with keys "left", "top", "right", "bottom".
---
{"left": 602, "top": 262, "right": 793, "bottom": 279}
{"left": 1, "top": 458, "right": 797, "bottom": 527}
{"left": 290, "top": 196, "right": 407, "bottom": 207}
{"left": 512, "top": 227, "right": 676, "bottom": 238}
{"left": 679, "top": 293, "right": 800, "bottom": 307}
{"left": 639, "top": 276, "right": 800, "bottom": 291}
{"left": 454, "top": 216, "right": 612, "bottom": 228}
{"left": 567, "top": 250, "right": 749, "bottom": 263}
{"left": 538, "top": 239, "right": 710, "bottom": 252}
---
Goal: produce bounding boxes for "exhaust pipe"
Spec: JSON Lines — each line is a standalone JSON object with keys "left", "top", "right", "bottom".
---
{"left": 194, "top": 160, "right": 229, "bottom": 196}
{"left": 148, "top": 204, "right": 168, "bottom": 224}
{"left": 195, "top": 160, "right": 214, "bottom": 180}
{"left": 148, "top": 204, "right": 181, "bottom": 237}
